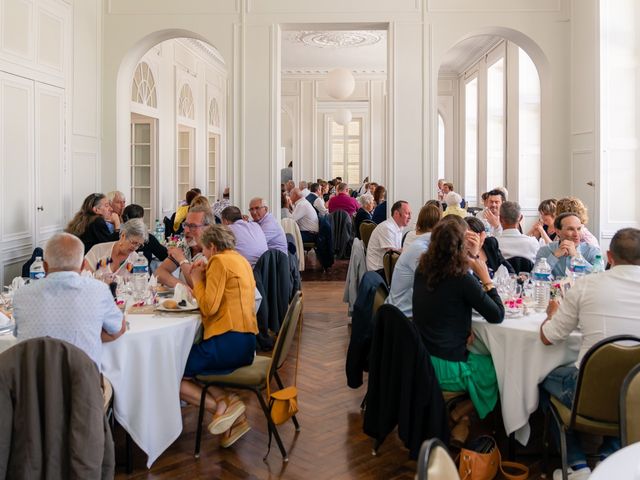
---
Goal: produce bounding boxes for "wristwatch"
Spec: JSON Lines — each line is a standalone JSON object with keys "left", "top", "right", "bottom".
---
{"left": 179, "top": 259, "right": 189, "bottom": 266}
{"left": 482, "top": 282, "right": 495, "bottom": 292}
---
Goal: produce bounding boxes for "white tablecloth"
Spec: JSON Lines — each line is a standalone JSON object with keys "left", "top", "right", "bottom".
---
{"left": 591, "top": 442, "right": 640, "bottom": 479}
{"left": 101, "top": 313, "right": 199, "bottom": 468}
{"left": 471, "top": 312, "right": 580, "bottom": 445}
{"left": 0, "top": 333, "right": 17, "bottom": 354}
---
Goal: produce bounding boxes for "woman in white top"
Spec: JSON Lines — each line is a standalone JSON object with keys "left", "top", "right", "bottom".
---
{"left": 403, "top": 201, "right": 443, "bottom": 248}
{"left": 84, "top": 219, "right": 148, "bottom": 277}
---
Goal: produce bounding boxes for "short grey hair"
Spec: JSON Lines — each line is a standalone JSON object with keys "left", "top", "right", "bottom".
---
{"left": 500, "top": 201, "right": 521, "bottom": 225}
{"left": 201, "top": 225, "right": 236, "bottom": 251}
{"left": 106, "top": 190, "right": 125, "bottom": 202}
{"left": 120, "top": 218, "right": 148, "bottom": 241}
{"left": 188, "top": 204, "right": 215, "bottom": 226}
{"left": 358, "top": 193, "right": 374, "bottom": 208}
{"left": 299, "top": 180, "right": 308, "bottom": 190}
{"left": 44, "top": 233, "right": 84, "bottom": 271}
{"left": 445, "top": 191, "right": 462, "bottom": 207}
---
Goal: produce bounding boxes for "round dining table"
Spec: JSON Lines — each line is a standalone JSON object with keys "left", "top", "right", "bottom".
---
{"left": 471, "top": 310, "right": 581, "bottom": 445}
{"left": 591, "top": 442, "right": 640, "bottom": 479}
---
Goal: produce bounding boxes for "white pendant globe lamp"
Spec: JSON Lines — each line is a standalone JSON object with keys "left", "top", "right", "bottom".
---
{"left": 333, "top": 108, "right": 353, "bottom": 126}
{"left": 327, "top": 68, "right": 355, "bottom": 100}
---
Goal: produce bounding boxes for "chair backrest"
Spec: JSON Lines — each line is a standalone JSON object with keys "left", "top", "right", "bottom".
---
{"left": 270, "top": 290, "right": 303, "bottom": 375}
{"left": 383, "top": 250, "right": 401, "bottom": 286}
{"left": 359, "top": 221, "right": 377, "bottom": 250}
{"left": 572, "top": 335, "right": 640, "bottom": 425}
{"left": 416, "top": 438, "right": 460, "bottom": 480}
{"left": 620, "top": 363, "right": 640, "bottom": 446}
{"left": 467, "top": 206, "right": 483, "bottom": 216}
{"left": 507, "top": 256, "right": 534, "bottom": 274}
{"left": 372, "top": 283, "right": 389, "bottom": 319}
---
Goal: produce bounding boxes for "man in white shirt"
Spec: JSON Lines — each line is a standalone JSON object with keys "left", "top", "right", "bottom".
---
{"left": 290, "top": 187, "right": 319, "bottom": 242}
{"left": 299, "top": 180, "right": 311, "bottom": 198}
{"left": 307, "top": 183, "right": 328, "bottom": 217}
{"left": 13, "top": 233, "right": 125, "bottom": 369}
{"left": 366, "top": 201, "right": 412, "bottom": 274}
{"left": 539, "top": 227, "right": 640, "bottom": 479}
{"left": 497, "top": 201, "right": 540, "bottom": 263}
{"left": 476, "top": 189, "right": 505, "bottom": 236}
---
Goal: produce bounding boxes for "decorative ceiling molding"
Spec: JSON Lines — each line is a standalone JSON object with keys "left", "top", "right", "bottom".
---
{"left": 282, "top": 68, "right": 386, "bottom": 75}
{"left": 285, "top": 31, "right": 384, "bottom": 49}
{"left": 182, "top": 38, "right": 226, "bottom": 66}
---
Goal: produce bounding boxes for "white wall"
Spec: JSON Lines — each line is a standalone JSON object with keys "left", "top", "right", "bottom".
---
{"left": 99, "top": 0, "right": 576, "bottom": 220}
{"left": 282, "top": 73, "right": 386, "bottom": 186}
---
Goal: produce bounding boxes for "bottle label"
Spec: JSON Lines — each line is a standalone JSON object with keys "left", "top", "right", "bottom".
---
{"left": 30, "top": 271, "right": 45, "bottom": 280}
{"left": 571, "top": 265, "right": 587, "bottom": 274}
{"left": 132, "top": 265, "right": 148, "bottom": 274}
{"left": 533, "top": 272, "right": 551, "bottom": 281}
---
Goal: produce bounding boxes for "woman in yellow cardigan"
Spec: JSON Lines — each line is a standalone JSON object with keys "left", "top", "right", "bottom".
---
{"left": 179, "top": 224, "right": 258, "bottom": 448}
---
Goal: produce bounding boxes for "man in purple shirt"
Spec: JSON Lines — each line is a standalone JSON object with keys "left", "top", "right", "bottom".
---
{"left": 248, "top": 197, "right": 289, "bottom": 255}
{"left": 221, "top": 206, "right": 268, "bottom": 267}
{"left": 327, "top": 182, "right": 359, "bottom": 216}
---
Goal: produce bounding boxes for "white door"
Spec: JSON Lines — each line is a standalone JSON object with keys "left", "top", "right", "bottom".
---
{"left": 131, "top": 115, "right": 156, "bottom": 228}
{"left": 0, "top": 71, "right": 34, "bottom": 283}
{"left": 35, "top": 82, "right": 65, "bottom": 245}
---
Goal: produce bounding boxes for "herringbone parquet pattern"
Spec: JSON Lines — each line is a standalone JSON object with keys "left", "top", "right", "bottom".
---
{"left": 115, "top": 281, "right": 416, "bottom": 479}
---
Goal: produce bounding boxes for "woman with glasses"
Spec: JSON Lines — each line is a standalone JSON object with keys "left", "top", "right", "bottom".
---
{"left": 84, "top": 219, "right": 148, "bottom": 277}
{"left": 66, "top": 193, "right": 121, "bottom": 253}
{"left": 121, "top": 204, "right": 168, "bottom": 269}
{"left": 180, "top": 224, "right": 258, "bottom": 448}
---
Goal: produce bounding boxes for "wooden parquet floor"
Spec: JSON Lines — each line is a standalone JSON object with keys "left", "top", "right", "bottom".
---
{"left": 114, "top": 281, "right": 417, "bottom": 479}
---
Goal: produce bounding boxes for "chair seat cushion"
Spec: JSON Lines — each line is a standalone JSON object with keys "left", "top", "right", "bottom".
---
{"left": 195, "top": 355, "right": 270, "bottom": 387}
{"left": 550, "top": 396, "right": 620, "bottom": 437}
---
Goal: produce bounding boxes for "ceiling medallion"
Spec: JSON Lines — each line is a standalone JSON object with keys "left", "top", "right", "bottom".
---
{"left": 295, "top": 31, "right": 382, "bottom": 49}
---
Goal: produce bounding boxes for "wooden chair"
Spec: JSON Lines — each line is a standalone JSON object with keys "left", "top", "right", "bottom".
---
{"left": 545, "top": 335, "right": 640, "bottom": 479}
{"left": 416, "top": 438, "right": 460, "bottom": 480}
{"left": 193, "top": 291, "right": 304, "bottom": 461}
{"left": 382, "top": 250, "right": 401, "bottom": 286}
{"left": 359, "top": 221, "right": 376, "bottom": 251}
{"left": 620, "top": 363, "right": 640, "bottom": 446}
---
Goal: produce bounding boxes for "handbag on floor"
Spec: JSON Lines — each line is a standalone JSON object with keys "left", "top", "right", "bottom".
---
{"left": 458, "top": 435, "right": 529, "bottom": 480}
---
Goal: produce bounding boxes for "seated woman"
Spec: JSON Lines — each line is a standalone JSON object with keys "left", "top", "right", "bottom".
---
{"left": 465, "top": 217, "right": 515, "bottom": 276}
{"left": 371, "top": 185, "right": 387, "bottom": 224}
{"left": 442, "top": 192, "right": 468, "bottom": 219}
{"left": 66, "top": 193, "right": 120, "bottom": 253}
{"left": 121, "top": 204, "right": 168, "bottom": 270}
{"left": 555, "top": 197, "right": 600, "bottom": 247}
{"left": 84, "top": 218, "right": 147, "bottom": 277}
{"left": 527, "top": 198, "right": 557, "bottom": 244}
{"left": 412, "top": 216, "right": 504, "bottom": 435}
{"left": 180, "top": 225, "right": 258, "bottom": 448}
{"left": 354, "top": 193, "right": 375, "bottom": 239}
{"left": 173, "top": 189, "right": 200, "bottom": 234}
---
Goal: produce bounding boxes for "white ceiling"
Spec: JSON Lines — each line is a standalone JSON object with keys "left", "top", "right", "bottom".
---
{"left": 281, "top": 30, "right": 387, "bottom": 73}
{"left": 438, "top": 35, "right": 502, "bottom": 75}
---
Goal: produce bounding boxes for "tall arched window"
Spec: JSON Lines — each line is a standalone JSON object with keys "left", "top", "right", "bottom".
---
{"left": 131, "top": 62, "right": 157, "bottom": 108}
{"left": 178, "top": 84, "right": 194, "bottom": 119}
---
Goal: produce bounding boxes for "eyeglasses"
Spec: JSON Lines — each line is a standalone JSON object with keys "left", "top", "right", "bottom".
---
{"left": 128, "top": 239, "right": 144, "bottom": 249}
{"left": 183, "top": 223, "right": 205, "bottom": 230}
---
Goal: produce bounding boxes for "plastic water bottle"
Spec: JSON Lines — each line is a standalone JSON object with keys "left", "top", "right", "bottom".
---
{"left": 155, "top": 219, "right": 165, "bottom": 243}
{"left": 131, "top": 253, "right": 149, "bottom": 300}
{"left": 532, "top": 258, "right": 552, "bottom": 312}
{"left": 569, "top": 251, "right": 589, "bottom": 280}
{"left": 29, "top": 256, "right": 45, "bottom": 280}
{"left": 592, "top": 253, "right": 605, "bottom": 274}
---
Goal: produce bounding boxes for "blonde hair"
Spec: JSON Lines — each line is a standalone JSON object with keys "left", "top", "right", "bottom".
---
{"left": 556, "top": 197, "right": 589, "bottom": 225}
{"left": 200, "top": 225, "right": 236, "bottom": 251}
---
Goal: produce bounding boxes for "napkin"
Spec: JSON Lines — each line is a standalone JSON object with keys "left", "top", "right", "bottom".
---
{"left": 80, "top": 269, "right": 94, "bottom": 278}
{"left": 0, "top": 311, "right": 11, "bottom": 327}
{"left": 174, "top": 283, "right": 197, "bottom": 307}
{"left": 493, "top": 265, "right": 510, "bottom": 286}
{"left": 11, "top": 277, "right": 25, "bottom": 290}
{"left": 148, "top": 275, "right": 158, "bottom": 288}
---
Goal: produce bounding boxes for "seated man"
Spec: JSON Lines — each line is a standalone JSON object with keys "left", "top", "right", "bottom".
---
{"left": 475, "top": 188, "right": 504, "bottom": 236}
{"left": 106, "top": 190, "right": 126, "bottom": 233}
{"left": 221, "top": 205, "right": 268, "bottom": 267}
{"left": 327, "top": 182, "right": 359, "bottom": 217}
{"left": 155, "top": 205, "right": 212, "bottom": 288}
{"left": 299, "top": 180, "right": 310, "bottom": 198}
{"left": 539, "top": 227, "right": 640, "bottom": 479}
{"left": 212, "top": 187, "right": 231, "bottom": 223}
{"left": 306, "top": 182, "right": 328, "bottom": 217}
{"left": 13, "top": 233, "right": 125, "bottom": 369}
{"left": 366, "top": 201, "right": 412, "bottom": 276}
{"left": 535, "top": 212, "right": 600, "bottom": 278}
{"left": 248, "top": 197, "right": 288, "bottom": 255}
{"left": 497, "top": 201, "right": 540, "bottom": 263}
{"left": 290, "top": 187, "right": 319, "bottom": 243}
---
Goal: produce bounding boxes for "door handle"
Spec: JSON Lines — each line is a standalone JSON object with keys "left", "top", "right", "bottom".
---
{"left": 586, "top": 181, "right": 595, "bottom": 187}
{"left": 37, "top": 206, "right": 44, "bottom": 211}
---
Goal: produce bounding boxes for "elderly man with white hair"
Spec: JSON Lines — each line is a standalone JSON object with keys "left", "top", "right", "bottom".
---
{"left": 248, "top": 197, "right": 288, "bottom": 254}
{"left": 442, "top": 192, "right": 468, "bottom": 218}
{"left": 13, "top": 233, "right": 126, "bottom": 368}
{"left": 354, "top": 192, "right": 375, "bottom": 239}
{"left": 106, "top": 190, "right": 126, "bottom": 233}
{"left": 290, "top": 187, "right": 319, "bottom": 242}
{"left": 299, "top": 180, "right": 310, "bottom": 198}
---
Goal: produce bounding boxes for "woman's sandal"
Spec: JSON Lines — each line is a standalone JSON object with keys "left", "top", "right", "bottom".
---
{"left": 220, "top": 416, "right": 251, "bottom": 448}
{"left": 208, "top": 395, "right": 246, "bottom": 435}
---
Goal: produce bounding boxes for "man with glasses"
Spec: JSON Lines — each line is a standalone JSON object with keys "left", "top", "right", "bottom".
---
{"left": 248, "top": 197, "right": 288, "bottom": 255}
{"left": 156, "top": 205, "right": 213, "bottom": 288}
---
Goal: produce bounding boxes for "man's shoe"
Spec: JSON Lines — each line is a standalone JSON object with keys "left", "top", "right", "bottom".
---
{"left": 220, "top": 418, "right": 251, "bottom": 448}
{"left": 552, "top": 466, "right": 591, "bottom": 480}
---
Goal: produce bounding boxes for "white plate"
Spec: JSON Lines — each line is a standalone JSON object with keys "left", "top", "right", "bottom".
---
{"left": 156, "top": 303, "right": 199, "bottom": 312}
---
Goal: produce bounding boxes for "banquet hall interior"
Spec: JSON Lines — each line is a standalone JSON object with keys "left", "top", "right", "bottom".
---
{"left": 1, "top": 0, "right": 639, "bottom": 478}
